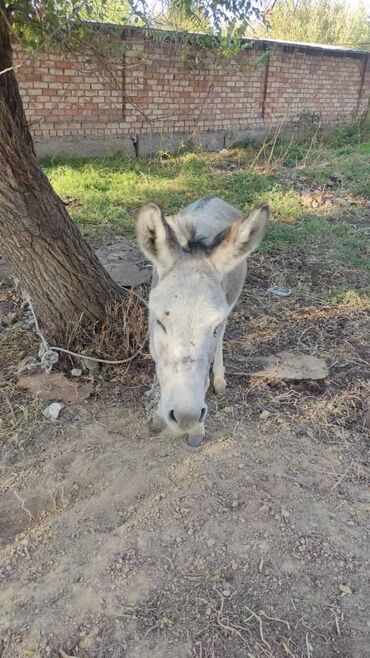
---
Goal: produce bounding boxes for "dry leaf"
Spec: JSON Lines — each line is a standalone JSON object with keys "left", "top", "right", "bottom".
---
{"left": 18, "top": 372, "right": 93, "bottom": 403}
{"left": 339, "top": 583, "right": 352, "bottom": 597}
{"left": 251, "top": 351, "right": 328, "bottom": 381}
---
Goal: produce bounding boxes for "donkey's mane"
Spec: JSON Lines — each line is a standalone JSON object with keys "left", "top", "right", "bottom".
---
{"left": 183, "top": 226, "right": 230, "bottom": 255}
{"left": 167, "top": 196, "right": 240, "bottom": 257}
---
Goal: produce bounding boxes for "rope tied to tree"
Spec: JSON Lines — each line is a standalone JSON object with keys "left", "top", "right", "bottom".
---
{"left": 25, "top": 288, "right": 149, "bottom": 371}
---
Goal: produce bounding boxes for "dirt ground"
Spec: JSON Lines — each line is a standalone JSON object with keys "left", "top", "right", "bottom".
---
{"left": 1, "top": 243, "right": 369, "bottom": 658}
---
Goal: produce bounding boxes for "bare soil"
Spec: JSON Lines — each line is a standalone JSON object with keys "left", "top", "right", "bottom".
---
{"left": 1, "top": 248, "right": 369, "bottom": 658}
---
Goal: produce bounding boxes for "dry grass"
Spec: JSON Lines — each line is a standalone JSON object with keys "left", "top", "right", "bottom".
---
{"left": 94, "top": 288, "right": 149, "bottom": 362}
{"left": 0, "top": 286, "right": 151, "bottom": 444}
{"left": 1, "top": 132, "right": 369, "bottom": 658}
{"left": 220, "top": 241, "right": 370, "bottom": 448}
{"left": 47, "top": 286, "right": 151, "bottom": 375}
{"left": 0, "top": 313, "right": 40, "bottom": 446}
{"left": 0, "top": 380, "right": 44, "bottom": 449}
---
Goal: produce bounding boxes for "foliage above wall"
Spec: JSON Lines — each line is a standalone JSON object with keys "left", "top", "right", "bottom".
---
{"left": 250, "top": 0, "right": 370, "bottom": 50}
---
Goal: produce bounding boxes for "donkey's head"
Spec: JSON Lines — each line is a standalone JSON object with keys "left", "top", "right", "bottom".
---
{"left": 137, "top": 202, "right": 269, "bottom": 434}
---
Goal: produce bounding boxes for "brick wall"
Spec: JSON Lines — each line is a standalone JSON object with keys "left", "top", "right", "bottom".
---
{"left": 14, "top": 28, "right": 370, "bottom": 157}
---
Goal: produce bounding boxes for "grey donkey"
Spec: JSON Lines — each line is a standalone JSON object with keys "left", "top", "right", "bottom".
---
{"left": 137, "top": 196, "right": 269, "bottom": 446}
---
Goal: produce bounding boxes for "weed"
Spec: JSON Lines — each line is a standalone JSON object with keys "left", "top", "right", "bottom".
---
{"left": 41, "top": 131, "right": 370, "bottom": 294}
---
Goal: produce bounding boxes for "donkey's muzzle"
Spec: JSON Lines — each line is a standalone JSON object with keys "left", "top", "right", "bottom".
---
{"left": 168, "top": 405, "right": 207, "bottom": 431}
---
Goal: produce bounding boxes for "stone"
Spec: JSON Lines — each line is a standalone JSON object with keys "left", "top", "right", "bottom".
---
{"left": 102, "top": 261, "right": 151, "bottom": 287}
{"left": 82, "top": 357, "right": 100, "bottom": 374}
{"left": 251, "top": 351, "right": 329, "bottom": 381}
{"left": 42, "top": 402, "right": 65, "bottom": 421}
{"left": 95, "top": 242, "right": 151, "bottom": 287}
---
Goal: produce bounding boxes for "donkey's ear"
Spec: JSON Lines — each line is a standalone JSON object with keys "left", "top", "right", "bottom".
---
{"left": 137, "top": 203, "right": 182, "bottom": 274}
{"left": 209, "top": 202, "right": 269, "bottom": 274}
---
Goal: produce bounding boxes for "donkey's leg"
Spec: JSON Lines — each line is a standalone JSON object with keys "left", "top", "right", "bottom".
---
{"left": 149, "top": 411, "right": 167, "bottom": 434}
{"left": 213, "top": 322, "right": 226, "bottom": 395}
{"left": 147, "top": 372, "right": 166, "bottom": 434}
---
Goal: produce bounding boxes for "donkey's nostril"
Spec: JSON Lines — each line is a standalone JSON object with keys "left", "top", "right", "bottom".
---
{"left": 199, "top": 407, "right": 207, "bottom": 422}
{"left": 169, "top": 410, "right": 177, "bottom": 424}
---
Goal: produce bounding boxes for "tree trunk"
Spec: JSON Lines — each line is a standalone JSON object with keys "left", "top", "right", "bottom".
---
{"left": 0, "top": 8, "right": 123, "bottom": 340}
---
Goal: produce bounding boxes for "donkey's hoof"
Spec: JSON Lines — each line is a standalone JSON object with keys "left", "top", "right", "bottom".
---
{"left": 214, "top": 378, "right": 226, "bottom": 395}
{"left": 149, "top": 414, "right": 166, "bottom": 434}
{"left": 186, "top": 433, "right": 204, "bottom": 448}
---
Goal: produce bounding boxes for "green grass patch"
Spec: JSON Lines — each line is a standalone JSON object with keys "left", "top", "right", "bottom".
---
{"left": 302, "top": 147, "right": 370, "bottom": 197}
{"left": 42, "top": 135, "right": 370, "bottom": 284}
{"left": 263, "top": 215, "right": 370, "bottom": 272}
{"left": 42, "top": 152, "right": 302, "bottom": 232}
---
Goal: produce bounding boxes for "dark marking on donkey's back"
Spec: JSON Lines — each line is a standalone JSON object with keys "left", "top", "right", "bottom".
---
{"left": 184, "top": 225, "right": 231, "bottom": 255}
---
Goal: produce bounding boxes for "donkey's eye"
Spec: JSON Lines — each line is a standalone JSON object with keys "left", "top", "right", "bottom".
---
{"left": 157, "top": 320, "right": 167, "bottom": 333}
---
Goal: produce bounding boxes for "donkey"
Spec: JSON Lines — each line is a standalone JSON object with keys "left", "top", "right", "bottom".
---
{"left": 137, "top": 196, "right": 269, "bottom": 445}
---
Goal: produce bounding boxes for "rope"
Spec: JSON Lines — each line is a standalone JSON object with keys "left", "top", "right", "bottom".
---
{"left": 45, "top": 344, "right": 146, "bottom": 365}
{"left": 26, "top": 288, "right": 149, "bottom": 368}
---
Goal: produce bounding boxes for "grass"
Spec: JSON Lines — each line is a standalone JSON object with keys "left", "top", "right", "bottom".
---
{"left": 1, "top": 130, "right": 368, "bottom": 658}
{"left": 302, "top": 144, "right": 370, "bottom": 197}
{"left": 0, "top": 324, "right": 43, "bottom": 447}
{"left": 42, "top": 128, "right": 370, "bottom": 287}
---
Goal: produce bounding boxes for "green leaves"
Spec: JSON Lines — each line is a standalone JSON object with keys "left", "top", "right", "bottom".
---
{"left": 8, "top": 0, "right": 263, "bottom": 50}
{"left": 251, "top": 0, "right": 370, "bottom": 50}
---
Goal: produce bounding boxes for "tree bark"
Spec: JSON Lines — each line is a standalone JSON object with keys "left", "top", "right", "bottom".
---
{"left": 0, "top": 8, "right": 123, "bottom": 340}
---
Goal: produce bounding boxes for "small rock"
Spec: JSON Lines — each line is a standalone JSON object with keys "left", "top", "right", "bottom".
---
{"left": 71, "top": 368, "right": 82, "bottom": 377}
{"left": 99, "top": 260, "right": 151, "bottom": 287}
{"left": 42, "top": 402, "right": 65, "bottom": 421}
{"left": 206, "top": 538, "right": 216, "bottom": 547}
{"left": 222, "top": 588, "right": 231, "bottom": 597}
{"left": 260, "top": 409, "right": 271, "bottom": 421}
{"left": 339, "top": 583, "right": 352, "bottom": 597}
{"left": 281, "top": 508, "right": 290, "bottom": 519}
{"left": 83, "top": 357, "right": 100, "bottom": 374}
